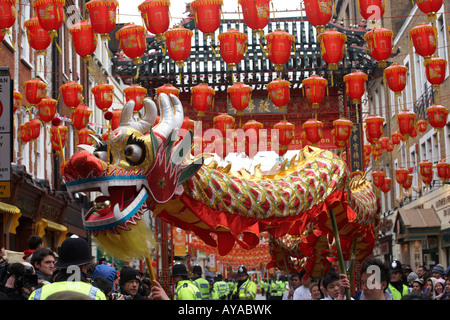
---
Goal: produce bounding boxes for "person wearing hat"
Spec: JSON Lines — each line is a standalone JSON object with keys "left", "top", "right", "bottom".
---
{"left": 118, "top": 266, "right": 146, "bottom": 300}
{"left": 230, "top": 265, "right": 256, "bottom": 300}
{"left": 172, "top": 263, "right": 201, "bottom": 300}
{"left": 29, "top": 237, "right": 106, "bottom": 300}
{"left": 432, "top": 264, "right": 445, "bottom": 279}
{"left": 191, "top": 265, "right": 210, "bottom": 300}
{"left": 388, "top": 260, "right": 409, "bottom": 300}
{"left": 211, "top": 273, "right": 228, "bottom": 300}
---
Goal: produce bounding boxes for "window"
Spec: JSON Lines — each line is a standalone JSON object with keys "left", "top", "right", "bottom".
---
{"left": 404, "top": 56, "right": 413, "bottom": 111}
{"left": 20, "top": 0, "right": 32, "bottom": 66}
{"left": 409, "top": 145, "right": 419, "bottom": 195}
{"left": 436, "top": 7, "right": 449, "bottom": 79}
{"left": 414, "top": 51, "right": 426, "bottom": 100}
{"left": 445, "top": 122, "right": 450, "bottom": 160}
{"left": 420, "top": 129, "right": 440, "bottom": 163}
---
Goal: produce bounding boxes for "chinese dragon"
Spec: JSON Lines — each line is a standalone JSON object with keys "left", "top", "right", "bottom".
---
{"left": 62, "top": 93, "right": 381, "bottom": 277}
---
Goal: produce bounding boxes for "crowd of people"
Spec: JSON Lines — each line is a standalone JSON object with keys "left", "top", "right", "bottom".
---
{"left": 262, "top": 257, "right": 450, "bottom": 301}
{"left": 1, "top": 235, "right": 449, "bottom": 301}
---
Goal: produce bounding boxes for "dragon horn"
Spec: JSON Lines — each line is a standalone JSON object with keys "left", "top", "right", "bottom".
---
{"left": 153, "top": 93, "right": 184, "bottom": 141}
{"left": 119, "top": 98, "right": 158, "bottom": 134}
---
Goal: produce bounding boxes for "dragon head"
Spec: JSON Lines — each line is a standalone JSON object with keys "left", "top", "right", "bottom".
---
{"left": 63, "top": 93, "right": 202, "bottom": 233}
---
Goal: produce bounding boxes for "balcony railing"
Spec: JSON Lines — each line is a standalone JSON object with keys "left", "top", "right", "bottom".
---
{"left": 413, "top": 83, "right": 434, "bottom": 121}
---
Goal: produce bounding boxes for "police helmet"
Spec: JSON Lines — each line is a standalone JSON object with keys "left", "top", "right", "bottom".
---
{"left": 172, "top": 263, "right": 188, "bottom": 277}
{"left": 237, "top": 265, "right": 248, "bottom": 276}
{"left": 192, "top": 265, "right": 202, "bottom": 275}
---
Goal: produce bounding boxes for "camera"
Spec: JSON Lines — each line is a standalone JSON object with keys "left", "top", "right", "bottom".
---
{"left": 110, "top": 293, "right": 132, "bottom": 300}
{"left": 18, "top": 274, "right": 38, "bottom": 288}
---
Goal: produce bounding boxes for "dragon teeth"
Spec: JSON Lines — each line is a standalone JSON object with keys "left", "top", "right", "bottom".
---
{"left": 100, "top": 184, "right": 110, "bottom": 197}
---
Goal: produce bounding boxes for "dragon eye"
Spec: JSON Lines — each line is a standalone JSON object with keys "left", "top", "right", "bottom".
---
{"left": 94, "top": 151, "right": 108, "bottom": 162}
{"left": 124, "top": 144, "right": 144, "bottom": 165}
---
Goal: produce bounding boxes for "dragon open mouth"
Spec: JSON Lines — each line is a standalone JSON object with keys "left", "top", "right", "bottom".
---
{"left": 63, "top": 151, "right": 151, "bottom": 231}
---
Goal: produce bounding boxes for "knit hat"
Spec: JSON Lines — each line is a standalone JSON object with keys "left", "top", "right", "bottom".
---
{"left": 432, "top": 264, "right": 445, "bottom": 276}
{"left": 407, "top": 272, "right": 418, "bottom": 283}
{"left": 93, "top": 264, "right": 117, "bottom": 286}
{"left": 119, "top": 266, "right": 140, "bottom": 287}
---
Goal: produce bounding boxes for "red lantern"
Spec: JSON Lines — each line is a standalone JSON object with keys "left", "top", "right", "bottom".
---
{"left": 424, "top": 57, "right": 447, "bottom": 100}
{"left": 181, "top": 117, "right": 195, "bottom": 133}
{"left": 436, "top": 161, "right": 450, "bottom": 181}
{"left": 303, "top": 0, "right": 334, "bottom": 34}
{"left": 27, "top": 119, "right": 41, "bottom": 140}
{"left": 332, "top": 129, "right": 348, "bottom": 150}
{"left": 164, "top": 26, "right": 193, "bottom": 68}
{"left": 213, "top": 113, "right": 235, "bottom": 137}
{"left": 363, "top": 143, "right": 372, "bottom": 158}
{"left": 86, "top": 0, "right": 118, "bottom": 40}
{"left": 242, "top": 119, "right": 263, "bottom": 158}
{"left": 364, "top": 27, "right": 393, "bottom": 68}
{"left": 372, "top": 140, "right": 382, "bottom": 161}
{"left": 409, "top": 24, "right": 437, "bottom": 64}
{"left": 190, "top": 0, "right": 223, "bottom": 39}
{"left": 91, "top": 83, "right": 114, "bottom": 113}
{"left": 71, "top": 104, "right": 92, "bottom": 130}
{"left": 386, "top": 140, "right": 394, "bottom": 152}
{"left": 333, "top": 118, "right": 353, "bottom": 142}
{"left": 0, "top": 0, "right": 17, "bottom": 35}
{"left": 378, "top": 136, "right": 389, "bottom": 150}
{"left": 267, "top": 79, "right": 290, "bottom": 108}
{"left": 415, "top": 0, "right": 443, "bottom": 21}
{"left": 69, "top": 20, "right": 98, "bottom": 64}
{"left": 391, "top": 131, "right": 403, "bottom": 145}
{"left": 417, "top": 119, "right": 428, "bottom": 133}
{"left": 380, "top": 177, "right": 391, "bottom": 193}
{"left": 37, "top": 97, "right": 57, "bottom": 124}
{"left": 396, "top": 109, "right": 416, "bottom": 139}
{"left": 302, "top": 119, "right": 323, "bottom": 145}
{"left": 156, "top": 83, "right": 180, "bottom": 99}
{"left": 138, "top": 0, "right": 171, "bottom": 41}
{"left": 110, "top": 109, "right": 122, "bottom": 131}
{"left": 419, "top": 160, "right": 434, "bottom": 178}
{"left": 264, "top": 29, "right": 295, "bottom": 72}
{"left": 124, "top": 85, "right": 147, "bottom": 114}
{"left": 60, "top": 82, "right": 83, "bottom": 110}
{"left": 33, "top": 0, "right": 65, "bottom": 38}
{"left": 191, "top": 83, "right": 215, "bottom": 117}
{"left": 19, "top": 123, "right": 32, "bottom": 143}
{"left": 238, "top": 0, "right": 271, "bottom": 36}
{"left": 317, "top": 29, "right": 347, "bottom": 71}
{"left": 357, "top": 0, "right": 385, "bottom": 25}
{"left": 227, "top": 83, "right": 252, "bottom": 116}
{"left": 77, "top": 128, "right": 94, "bottom": 146}
{"left": 383, "top": 64, "right": 408, "bottom": 98}
{"left": 395, "top": 167, "right": 409, "bottom": 185}
{"left": 24, "top": 78, "right": 47, "bottom": 105}
{"left": 214, "top": 137, "right": 233, "bottom": 159}
{"left": 50, "top": 124, "right": 67, "bottom": 151}
{"left": 302, "top": 75, "right": 328, "bottom": 109}
{"left": 403, "top": 174, "right": 414, "bottom": 189}
{"left": 343, "top": 71, "right": 368, "bottom": 105}
{"left": 274, "top": 121, "right": 295, "bottom": 155}
{"left": 13, "top": 90, "right": 22, "bottom": 113}
{"left": 426, "top": 104, "right": 449, "bottom": 130}
{"left": 372, "top": 170, "right": 386, "bottom": 188}
{"left": 365, "top": 114, "right": 384, "bottom": 143}
{"left": 24, "top": 17, "right": 52, "bottom": 56}
{"left": 218, "top": 29, "right": 248, "bottom": 70}
{"left": 116, "top": 24, "right": 147, "bottom": 65}
{"left": 421, "top": 173, "right": 433, "bottom": 185}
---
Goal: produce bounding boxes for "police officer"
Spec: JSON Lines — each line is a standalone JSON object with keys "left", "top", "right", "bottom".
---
{"left": 230, "top": 265, "right": 256, "bottom": 300}
{"left": 191, "top": 265, "right": 210, "bottom": 300}
{"left": 211, "top": 274, "right": 228, "bottom": 300}
{"left": 388, "top": 260, "right": 409, "bottom": 300}
{"left": 269, "top": 275, "right": 283, "bottom": 300}
{"left": 172, "top": 263, "right": 201, "bottom": 300}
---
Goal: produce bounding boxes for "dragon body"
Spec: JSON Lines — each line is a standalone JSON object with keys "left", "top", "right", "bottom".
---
{"left": 63, "top": 94, "right": 381, "bottom": 276}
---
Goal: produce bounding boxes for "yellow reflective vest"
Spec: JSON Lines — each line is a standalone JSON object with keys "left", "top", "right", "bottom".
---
{"left": 232, "top": 278, "right": 257, "bottom": 300}
{"left": 29, "top": 281, "right": 106, "bottom": 300}
{"left": 192, "top": 277, "right": 210, "bottom": 300}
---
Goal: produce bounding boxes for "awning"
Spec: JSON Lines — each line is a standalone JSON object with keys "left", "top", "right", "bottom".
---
{"left": 394, "top": 208, "right": 441, "bottom": 241}
{"left": 0, "top": 201, "right": 22, "bottom": 234}
{"left": 35, "top": 218, "right": 68, "bottom": 247}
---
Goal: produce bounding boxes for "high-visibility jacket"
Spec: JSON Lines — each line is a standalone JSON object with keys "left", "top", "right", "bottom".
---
{"left": 270, "top": 280, "right": 284, "bottom": 296}
{"left": 388, "top": 283, "right": 409, "bottom": 300}
{"left": 211, "top": 280, "right": 228, "bottom": 300}
{"left": 29, "top": 281, "right": 106, "bottom": 300}
{"left": 232, "top": 278, "right": 257, "bottom": 300}
{"left": 174, "top": 280, "right": 202, "bottom": 300}
{"left": 192, "top": 277, "right": 210, "bottom": 300}
{"left": 227, "top": 281, "right": 236, "bottom": 294}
